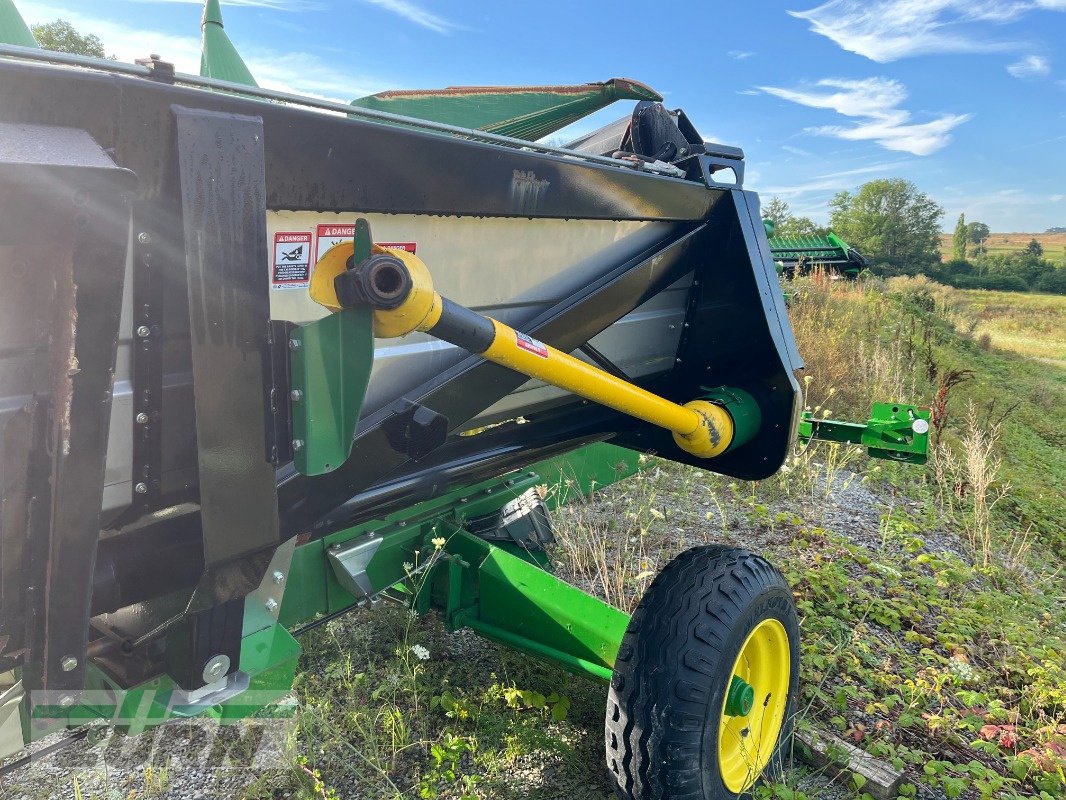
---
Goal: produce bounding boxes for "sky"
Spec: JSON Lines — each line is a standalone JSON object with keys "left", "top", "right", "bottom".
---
{"left": 14, "top": 0, "right": 1066, "bottom": 232}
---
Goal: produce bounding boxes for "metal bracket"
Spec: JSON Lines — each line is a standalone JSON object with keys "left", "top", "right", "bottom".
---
{"left": 130, "top": 223, "right": 164, "bottom": 507}
{"left": 326, "top": 537, "right": 383, "bottom": 601}
{"left": 799, "top": 402, "right": 931, "bottom": 464}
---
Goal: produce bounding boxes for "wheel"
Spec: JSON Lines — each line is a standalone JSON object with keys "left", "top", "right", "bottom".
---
{"left": 605, "top": 545, "right": 800, "bottom": 799}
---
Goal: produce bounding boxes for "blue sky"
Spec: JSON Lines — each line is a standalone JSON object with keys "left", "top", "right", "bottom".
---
{"left": 15, "top": 0, "right": 1066, "bottom": 231}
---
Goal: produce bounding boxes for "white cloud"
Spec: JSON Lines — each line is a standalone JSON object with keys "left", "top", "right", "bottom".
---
{"left": 758, "top": 160, "right": 912, "bottom": 197}
{"left": 19, "top": 1, "right": 390, "bottom": 99}
{"left": 758, "top": 77, "right": 971, "bottom": 155}
{"left": 1052, "top": 194, "right": 1065, "bottom": 202}
{"left": 360, "top": 0, "right": 461, "bottom": 33}
{"left": 787, "top": 0, "right": 1065, "bottom": 62}
{"left": 728, "top": 50, "right": 756, "bottom": 59}
{"left": 1007, "top": 54, "right": 1051, "bottom": 77}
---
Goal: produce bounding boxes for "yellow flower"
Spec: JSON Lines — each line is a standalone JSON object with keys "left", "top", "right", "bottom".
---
{"left": 431, "top": 536, "right": 446, "bottom": 549}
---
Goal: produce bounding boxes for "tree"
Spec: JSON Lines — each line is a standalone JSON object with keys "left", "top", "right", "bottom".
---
{"left": 828, "top": 179, "right": 944, "bottom": 274}
{"left": 952, "top": 213, "right": 968, "bottom": 260}
{"left": 778, "top": 216, "right": 827, "bottom": 238}
{"left": 762, "top": 197, "right": 791, "bottom": 232}
{"left": 967, "top": 221, "right": 990, "bottom": 245}
{"left": 1025, "top": 238, "right": 1044, "bottom": 257}
{"left": 30, "top": 19, "right": 106, "bottom": 58}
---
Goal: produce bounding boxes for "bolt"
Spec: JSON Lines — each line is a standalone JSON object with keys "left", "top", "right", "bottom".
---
{"left": 202, "top": 654, "right": 230, "bottom": 684}
{"left": 288, "top": 338, "right": 301, "bottom": 350}
{"left": 136, "top": 412, "right": 148, "bottom": 424}
{"left": 136, "top": 325, "right": 151, "bottom": 338}
{"left": 459, "top": 497, "right": 468, "bottom": 503}
{"left": 272, "top": 571, "right": 285, "bottom": 585}
{"left": 527, "top": 471, "right": 536, "bottom": 477}
{"left": 289, "top": 389, "right": 303, "bottom": 402}
{"left": 60, "top": 656, "right": 78, "bottom": 672}
{"left": 138, "top": 232, "right": 151, "bottom": 245}
{"left": 59, "top": 695, "right": 76, "bottom": 708}
{"left": 484, "top": 488, "right": 493, "bottom": 495}
{"left": 397, "top": 520, "right": 407, "bottom": 527}
{"left": 134, "top": 482, "right": 148, "bottom": 494}
{"left": 292, "top": 439, "right": 304, "bottom": 451}
{"left": 265, "top": 598, "right": 279, "bottom": 612}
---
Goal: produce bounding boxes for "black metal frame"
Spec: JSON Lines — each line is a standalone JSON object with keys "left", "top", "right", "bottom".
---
{"left": 0, "top": 57, "right": 801, "bottom": 690}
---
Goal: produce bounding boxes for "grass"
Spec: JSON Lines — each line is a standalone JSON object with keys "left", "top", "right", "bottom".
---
{"left": 945, "top": 289, "right": 1066, "bottom": 365}
{"left": 234, "top": 275, "right": 1066, "bottom": 800}
{"left": 939, "top": 232, "right": 1066, "bottom": 264}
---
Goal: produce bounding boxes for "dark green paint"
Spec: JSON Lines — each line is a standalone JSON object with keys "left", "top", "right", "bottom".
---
{"left": 200, "top": 0, "right": 258, "bottom": 87}
{"left": 350, "top": 79, "right": 661, "bottom": 142}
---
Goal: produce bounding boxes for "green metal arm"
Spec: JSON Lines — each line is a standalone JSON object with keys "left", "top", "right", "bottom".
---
{"left": 798, "top": 402, "right": 931, "bottom": 464}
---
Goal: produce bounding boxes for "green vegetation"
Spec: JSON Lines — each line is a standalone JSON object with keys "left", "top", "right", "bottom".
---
{"left": 769, "top": 179, "right": 1066, "bottom": 294}
{"left": 29, "top": 19, "right": 108, "bottom": 58}
{"left": 234, "top": 278, "right": 1064, "bottom": 800}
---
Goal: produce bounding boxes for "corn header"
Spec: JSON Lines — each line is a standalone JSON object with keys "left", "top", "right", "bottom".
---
{"left": 0, "top": 2, "right": 929, "bottom": 796}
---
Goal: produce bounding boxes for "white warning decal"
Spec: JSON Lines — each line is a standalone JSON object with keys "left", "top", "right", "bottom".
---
{"left": 272, "top": 232, "right": 312, "bottom": 289}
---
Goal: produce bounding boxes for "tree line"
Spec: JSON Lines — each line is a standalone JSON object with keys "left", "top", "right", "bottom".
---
{"left": 764, "top": 179, "right": 1066, "bottom": 295}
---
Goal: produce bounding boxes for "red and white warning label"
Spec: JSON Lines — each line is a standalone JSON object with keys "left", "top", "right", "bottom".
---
{"left": 315, "top": 223, "right": 417, "bottom": 267}
{"left": 272, "top": 232, "right": 313, "bottom": 289}
{"left": 515, "top": 331, "right": 548, "bottom": 358}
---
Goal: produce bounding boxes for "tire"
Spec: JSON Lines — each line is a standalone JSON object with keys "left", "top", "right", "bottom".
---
{"left": 605, "top": 545, "right": 800, "bottom": 800}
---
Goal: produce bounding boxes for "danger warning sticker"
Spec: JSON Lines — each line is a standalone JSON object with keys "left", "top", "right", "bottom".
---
{"left": 314, "top": 224, "right": 416, "bottom": 270}
{"left": 272, "top": 232, "right": 312, "bottom": 289}
{"left": 515, "top": 331, "right": 548, "bottom": 358}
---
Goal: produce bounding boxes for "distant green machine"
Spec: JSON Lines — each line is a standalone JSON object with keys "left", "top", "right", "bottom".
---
{"left": 764, "top": 220, "right": 870, "bottom": 278}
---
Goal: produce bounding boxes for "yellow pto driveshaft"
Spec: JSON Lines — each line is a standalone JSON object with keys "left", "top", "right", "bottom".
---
{"left": 311, "top": 223, "right": 759, "bottom": 459}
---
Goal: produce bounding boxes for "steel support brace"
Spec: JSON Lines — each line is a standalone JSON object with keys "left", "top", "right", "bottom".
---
{"left": 430, "top": 529, "right": 629, "bottom": 683}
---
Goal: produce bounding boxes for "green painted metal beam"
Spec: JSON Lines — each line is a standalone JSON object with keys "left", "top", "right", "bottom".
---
{"left": 350, "top": 78, "right": 661, "bottom": 142}
{"left": 799, "top": 402, "right": 931, "bottom": 464}
{"left": 434, "top": 528, "right": 629, "bottom": 683}
{"left": 200, "top": 0, "right": 258, "bottom": 87}
{"left": 0, "top": 0, "right": 38, "bottom": 48}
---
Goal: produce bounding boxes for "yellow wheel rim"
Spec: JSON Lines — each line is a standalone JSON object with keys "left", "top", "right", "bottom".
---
{"left": 717, "top": 618, "right": 791, "bottom": 794}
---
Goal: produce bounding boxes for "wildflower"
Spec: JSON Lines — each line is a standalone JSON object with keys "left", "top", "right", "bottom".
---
{"left": 431, "top": 536, "right": 446, "bottom": 549}
{"left": 410, "top": 644, "right": 430, "bottom": 661}
{"left": 822, "top": 409, "right": 832, "bottom": 418}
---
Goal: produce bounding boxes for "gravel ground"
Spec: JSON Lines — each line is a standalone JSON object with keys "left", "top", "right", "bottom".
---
{"left": 2, "top": 464, "right": 903, "bottom": 800}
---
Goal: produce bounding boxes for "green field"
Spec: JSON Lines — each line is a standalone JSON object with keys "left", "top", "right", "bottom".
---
{"left": 953, "top": 288, "right": 1066, "bottom": 365}
{"left": 940, "top": 231, "right": 1066, "bottom": 264}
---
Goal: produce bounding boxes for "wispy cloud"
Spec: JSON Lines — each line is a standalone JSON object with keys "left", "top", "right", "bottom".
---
{"left": 1007, "top": 54, "right": 1051, "bottom": 77}
{"left": 1052, "top": 194, "right": 1065, "bottom": 202}
{"left": 360, "top": 0, "right": 461, "bottom": 33}
{"left": 728, "top": 50, "right": 756, "bottom": 59}
{"left": 758, "top": 77, "right": 971, "bottom": 155}
{"left": 787, "top": 0, "right": 1065, "bottom": 62}
{"left": 757, "top": 160, "right": 912, "bottom": 197}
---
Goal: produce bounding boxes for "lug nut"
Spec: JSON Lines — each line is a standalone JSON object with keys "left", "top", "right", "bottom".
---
{"left": 136, "top": 412, "right": 148, "bottom": 424}
{"left": 60, "top": 656, "right": 78, "bottom": 672}
{"left": 290, "top": 389, "right": 303, "bottom": 401}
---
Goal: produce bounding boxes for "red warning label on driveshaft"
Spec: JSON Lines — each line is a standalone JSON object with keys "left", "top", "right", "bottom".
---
{"left": 515, "top": 331, "right": 548, "bottom": 358}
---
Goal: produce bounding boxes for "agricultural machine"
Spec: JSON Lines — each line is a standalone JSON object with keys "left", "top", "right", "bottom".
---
{"left": 0, "top": 2, "right": 930, "bottom": 797}
{"left": 765, "top": 224, "right": 870, "bottom": 279}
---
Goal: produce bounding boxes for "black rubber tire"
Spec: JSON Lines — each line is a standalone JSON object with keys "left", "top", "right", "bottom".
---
{"left": 605, "top": 545, "right": 800, "bottom": 800}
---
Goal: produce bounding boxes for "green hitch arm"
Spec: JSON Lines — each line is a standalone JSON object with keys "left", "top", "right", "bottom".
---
{"left": 798, "top": 402, "right": 931, "bottom": 465}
